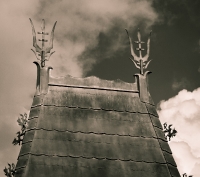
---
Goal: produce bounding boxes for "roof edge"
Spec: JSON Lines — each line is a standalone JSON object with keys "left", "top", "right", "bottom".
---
{"left": 49, "top": 75, "right": 138, "bottom": 92}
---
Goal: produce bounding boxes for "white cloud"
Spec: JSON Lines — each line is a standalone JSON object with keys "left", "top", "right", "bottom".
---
{"left": 158, "top": 88, "right": 200, "bottom": 176}
{"left": 0, "top": 1, "right": 39, "bottom": 177}
{"left": 191, "top": 162, "right": 200, "bottom": 176}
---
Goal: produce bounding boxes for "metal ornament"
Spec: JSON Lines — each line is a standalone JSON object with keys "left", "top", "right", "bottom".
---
{"left": 29, "top": 19, "right": 57, "bottom": 67}
{"left": 126, "top": 29, "right": 151, "bottom": 75}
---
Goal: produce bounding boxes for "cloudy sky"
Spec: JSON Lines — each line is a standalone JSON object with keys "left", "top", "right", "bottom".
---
{"left": 0, "top": 0, "right": 200, "bottom": 176}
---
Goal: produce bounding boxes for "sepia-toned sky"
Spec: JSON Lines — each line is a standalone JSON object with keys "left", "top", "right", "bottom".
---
{"left": 0, "top": 0, "right": 200, "bottom": 176}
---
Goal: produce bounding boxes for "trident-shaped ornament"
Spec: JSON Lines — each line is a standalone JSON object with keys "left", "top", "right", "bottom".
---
{"left": 29, "top": 19, "right": 57, "bottom": 67}
{"left": 126, "top": 29, "right": 151, "bottom": 75}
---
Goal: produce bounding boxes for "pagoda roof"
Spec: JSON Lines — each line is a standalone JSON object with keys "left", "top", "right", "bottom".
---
{"left": 15, "top": 74, "right": 180, "bottom": 177}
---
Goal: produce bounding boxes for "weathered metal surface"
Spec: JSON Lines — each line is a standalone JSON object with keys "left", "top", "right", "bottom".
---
{"left": 14, "top": 168, "right": 25, "bottom": 177}
{"left": 158, "top": 139, "right": 172, "bottom": 154}
{"left": 29, "top": 138, "right": 165, "bottom": 162}
{"left": 150, "top": 115, "right": 163, "bottom": 130}
{"left": 49, "top": 75, "right": 138, "bottom": 92}
{"left": 27, "top": 118, "right": 38, "bottom": 130}
{"left": 15, "top": 106, "right": 41, "bottom": 177}
{"left": 135, "top": 72, "right": 153, "bottom": 103}
{"left": 31, "top": 95, "right": 43, "bottom": 107}
{"left": 29, "top": 107, "right": 41, "bottom": 119}
{"left": 145, "top": 103, "right": 159, "bottom": 117}
{"left": 28, "top": 128, "right": 165, "bottom": 163}
{"left": 23, "top": 130, "right": 35, "bottom": 143}
{"left": 25, "top": 155, "right": 172, "bottom": 177}
{"left": 33, "top": 129, "right": 158, "bottom": 146}
{"left": 16, "top": 154, "right": 29, "bottom": 169}
{"left": 36, "top": 107, "right": 154, "bottom": 137}
{"left": 154, "top": 127, "right": 167, "bottom": 141}
{"left": 168, "top": 164, "right": 181, "bottom": 177}
{"left": 45, "top": 86, "right": 147, "bottom": 113}
{"left": 163, "top": 151, "right": 177, "bottom": 167}
{"left": 148, "top": 93, "right": 155, "bottom": 105}
{"left": 15, "top": 80, "right": 180, "bottom": 176}
{"left": 33, "top": 62, "right": 53, "bottom": 95}
{"left": 28, "top": 111, "right": 40, "bottom": 133}
{"left": 19, "top": 142, "right": 32, "bottom": 156}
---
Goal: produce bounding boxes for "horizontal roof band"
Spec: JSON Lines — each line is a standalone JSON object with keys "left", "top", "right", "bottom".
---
{"left": 48, "top": 83, "right": 138, "bottom": 93}
{"left": 49, "top": 75, "right": 138, "bottom": 92}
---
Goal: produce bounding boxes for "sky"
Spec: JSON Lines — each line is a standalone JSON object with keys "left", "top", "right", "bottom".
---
{"left": 0, "top": 0, "right": 200, "bottom": 176}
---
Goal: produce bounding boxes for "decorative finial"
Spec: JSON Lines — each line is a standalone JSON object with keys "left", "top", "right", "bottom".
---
{"left": 126, "top": 29, "right": 152, "bottom": 75}
{"left": 29, "top": 18, "right": 57, "bottom": 67}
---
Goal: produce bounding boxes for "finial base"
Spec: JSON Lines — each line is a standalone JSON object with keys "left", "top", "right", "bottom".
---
{"left": 34, "top": 61, "right": 53, "bottom": 95}
{"left": 135, "top": 71, "right": 154, "bottom": 104}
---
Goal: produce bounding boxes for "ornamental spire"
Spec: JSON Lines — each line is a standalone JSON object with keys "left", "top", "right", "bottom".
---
{"left": 29, "top": 19, "right": 57, "bottom": 67}
{"left": 126, "top": 29, "right": 152, "bottom": 75}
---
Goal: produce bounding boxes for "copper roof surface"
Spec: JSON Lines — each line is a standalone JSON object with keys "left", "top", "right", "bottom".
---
{"left": 15, "top": 75, "right": 180, "bottom": 177}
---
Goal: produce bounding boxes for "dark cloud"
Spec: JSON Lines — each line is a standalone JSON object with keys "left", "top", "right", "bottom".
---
{"left": 172, "top": 77, "right": 192, "bottom": 91}
{"left": 139, "top": 0, "right": 200, "bottom": 104}
{"left": 153, "top": 0, "right": 200, "bottom": 26}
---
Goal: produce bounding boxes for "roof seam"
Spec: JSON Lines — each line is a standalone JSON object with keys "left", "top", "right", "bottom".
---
{"left": 31, "top": 104, "right": 42, "bottom": 108}
{"left": 28, "top": 116, "right": 39, "bottom": 120}
{"left": 165, "top": 162, "right": 177, "bottom": 167}
{"left": 22, "top": 138, "right": 161, "bottom": 148}
{"left": 141, "top": 101, "right": 155, "bottom": 106}
{"left": 15, "top": 166, "right": 26, "bottom": 170}
{"left": 16, "top": 100, "right": 46, "bottom": 175}
{"left": 144, "top": 103, "right": 175, "bottom": 176}
{"left": 22, "top": 140, "right": 33, "bottom": 144}
{"left": 41, "top": 105, "right": 149, "bottom": 114}
{"left": 160, "top": 149, "right": 172, "bottom": 154}
{"left": 148, "top": 112, "right": 159, "bottom": 117}
{"left": 25, "top": 128, "right": 168, "bottom": 142}
{"left": 17, "top": 153, "right": 169, "bottom": 164}
{"left": 22, "top": 137, "right": 172, "bottom": 154}
{"left": 153, "top": 125, "right": 163, "bottom": 130}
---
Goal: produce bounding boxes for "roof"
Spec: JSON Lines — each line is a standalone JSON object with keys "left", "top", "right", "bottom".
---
{"left": 14, "top": 67, "right": 181, "bottom": 177}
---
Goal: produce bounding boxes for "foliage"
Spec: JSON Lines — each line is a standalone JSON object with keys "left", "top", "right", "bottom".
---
{"left": 12, "top": 113, "right": 28, "bottom": 146}
{"left": 183, "top": 173, "right": 193, "bottom": 177}
{"left": 17, "top": 113, "right": 28, "bottom": 132}
{"left": 163, "top": 122, "right": 177, "bottom": 141}
{"left": 3, "top": 163, "right": 15, "bottom": 177}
